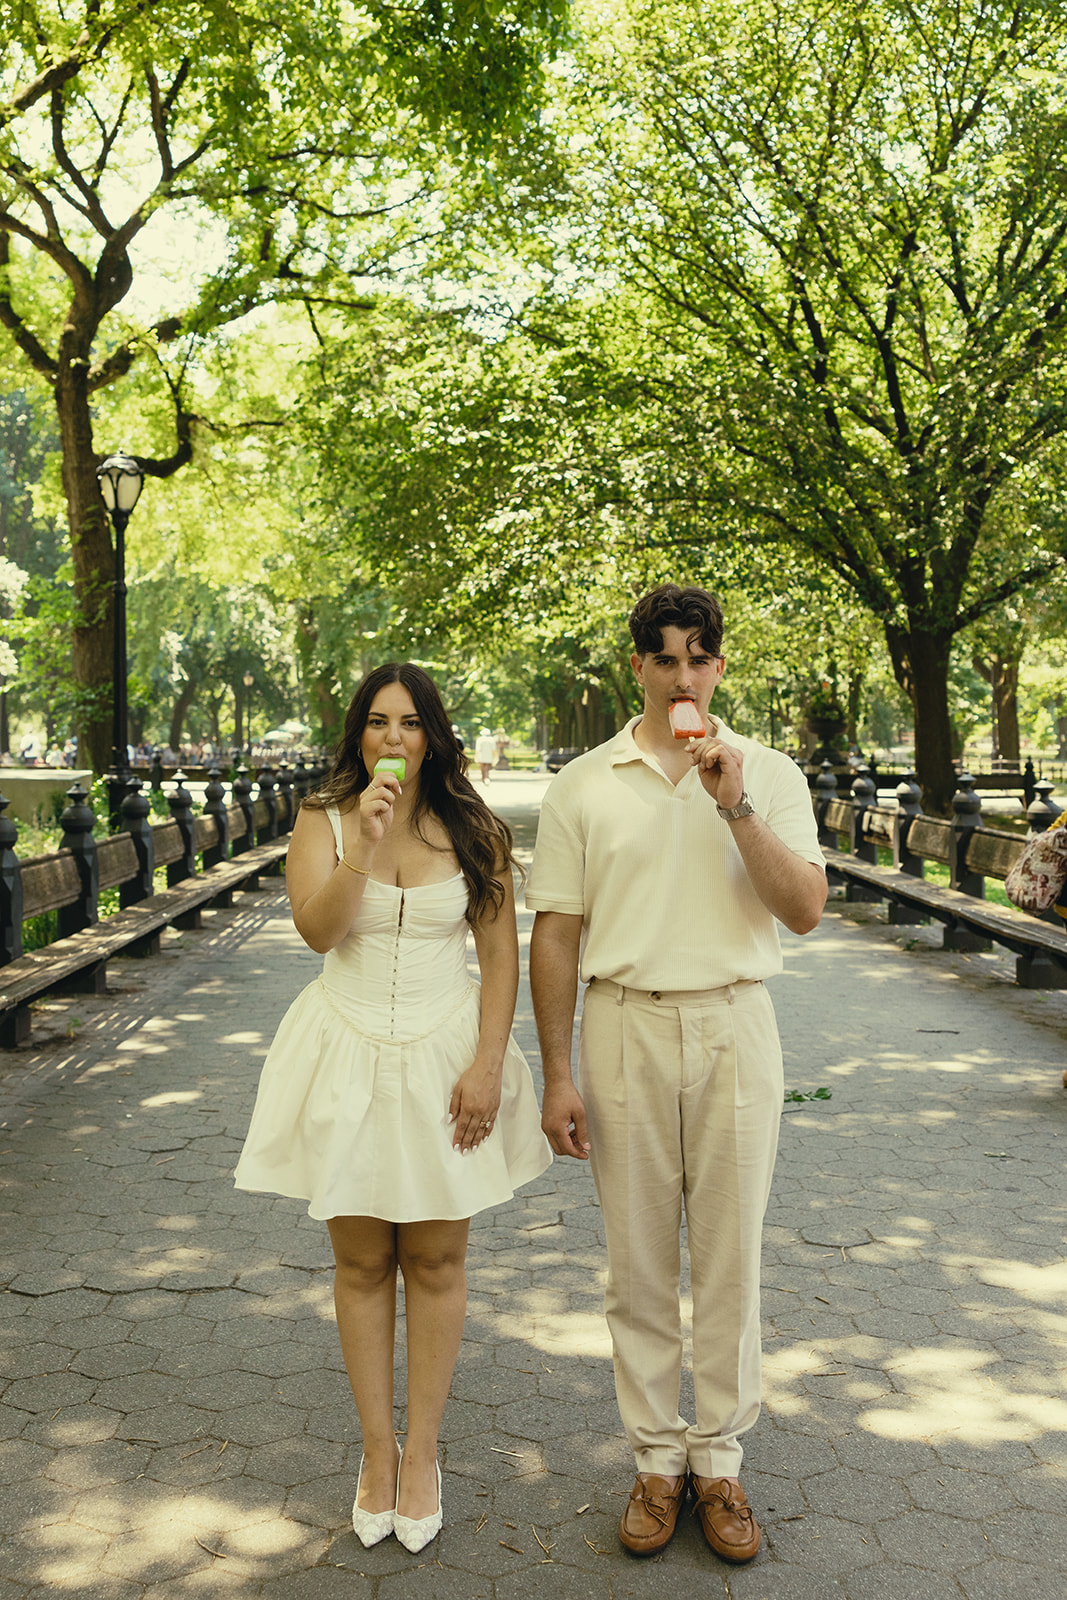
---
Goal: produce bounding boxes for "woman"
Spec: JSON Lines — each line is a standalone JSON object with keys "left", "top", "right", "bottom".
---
{"left": 234, "top": 664, "right": 551, "bottom": 1552}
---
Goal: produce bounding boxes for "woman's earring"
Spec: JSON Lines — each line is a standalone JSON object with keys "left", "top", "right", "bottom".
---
{"left": 425, "top": 749, "right": 433, "bottom": 761}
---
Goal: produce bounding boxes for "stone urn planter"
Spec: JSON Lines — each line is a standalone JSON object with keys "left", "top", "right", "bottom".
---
{"left": 804, "top": 713, "right": 847, "bottom": 763}
{"left": 806, "top": 714, "right": 847, "bottom": 743}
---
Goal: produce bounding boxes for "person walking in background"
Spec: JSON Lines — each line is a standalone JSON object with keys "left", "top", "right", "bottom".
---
{"left": 527, "top": 583, "right": 826, "bottom": 1566}
{"left": 474, "top": 728, "right": 496, "bottom": 783}
{"left": 235, "top": 663, "right": 551, "bottom": 1554}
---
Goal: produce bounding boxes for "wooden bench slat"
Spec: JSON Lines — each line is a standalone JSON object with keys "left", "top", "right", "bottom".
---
{"left": 823, "top": 850, "right": 1067, "bottom": 966}
{"left": 16, "top": 852, "right": 84, "bottom": 917}
{"left": 903, "top": 817, "right": 951, "bottom": 863}
{"left": 966, "top": 828, "right": 1024, "bottom": 878}
{"left": 97, "top": 833, "right": 139, "bottom": 893}
{"left": 0, "top": 839, "right": 289, "bottom": 1018}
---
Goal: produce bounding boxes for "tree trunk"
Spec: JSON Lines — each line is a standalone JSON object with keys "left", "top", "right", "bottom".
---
{"left": 972, "top": 651, "right": 1021, "bottom": 766}
{"left": 169, "top": 681, "right": 197, "bottom": 750}
{"left": 231, "top": 679, "right": 245, "bottom": 749}
{"left": 55, "top": 337, "right": 114, "bottom": 775}
{"left": 55, "top": 324, "right": 118, "bottom": 774}
{"left": 313, "top": 673, "right": 343, "bottom": 749}
{"left": 1055, "top": 696, "right": 1067, "bottom": 760}
{"left": 604, "top": 658, "right": 638, "bottom": 730}
{"left": 207, "top": 695, "right": 223, "bottom": 746}
{"left": 885, "top": 624, "right": 956, "bottom": 815}
{"left": 846, "top": 673, "right": 863, "bottom": 746}
{"left": 993, "top": 656, "right": 1020, "bottom": 765}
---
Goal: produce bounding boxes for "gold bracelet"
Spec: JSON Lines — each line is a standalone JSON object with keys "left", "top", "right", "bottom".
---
{"left": 340, "top": 854, "right": 371, "bottom": 876}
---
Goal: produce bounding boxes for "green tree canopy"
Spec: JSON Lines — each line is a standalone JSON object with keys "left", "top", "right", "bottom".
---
{"left": 524, "top": 0, "right": 1067, "bottom": 808}
{"left": 0, "top": 0, "right": 566, "bottom": 774}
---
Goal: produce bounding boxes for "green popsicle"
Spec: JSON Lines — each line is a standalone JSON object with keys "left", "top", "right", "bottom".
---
{"left": 374, "top": 757, "right": 405, "bottom": 781}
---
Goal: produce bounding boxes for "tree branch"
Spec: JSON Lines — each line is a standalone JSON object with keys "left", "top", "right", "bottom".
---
{"left": 954, "top": 555, "right": 1067, "bottom": 631}
{"left": 0, "top": 232, "right": 57, "bottom": 379}
{"left": 87, "top": 315, "right": 183, "bottom": 391}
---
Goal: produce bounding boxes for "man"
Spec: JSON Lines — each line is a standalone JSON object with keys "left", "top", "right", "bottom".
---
{"left": 526, "top": 583, "right": 826, "bottom": 1564}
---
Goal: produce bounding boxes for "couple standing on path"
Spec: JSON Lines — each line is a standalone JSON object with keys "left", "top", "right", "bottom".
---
{"left": 234, "top": 582, "right": 828, "bottom": 1566}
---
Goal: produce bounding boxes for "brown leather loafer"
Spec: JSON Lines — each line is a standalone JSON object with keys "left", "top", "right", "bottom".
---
{"left": 691, "top": 1475, "right": 761, "bottom": 1563}
{"left": 618, "top": 1472, "right": 688, "bottom": 1555}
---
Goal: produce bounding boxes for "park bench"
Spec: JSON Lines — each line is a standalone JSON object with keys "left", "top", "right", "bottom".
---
{"left": 815, "top": 766, "right": 1067, "bottom": 994}
{"left": 0, "top": 838, "right": 289, "bottom": 1046}
{"left": 811, "top": 757, "right": 1045, "bottom": 809}
{"left": 0, "top": 763, "right": 322, "bottom": 1049}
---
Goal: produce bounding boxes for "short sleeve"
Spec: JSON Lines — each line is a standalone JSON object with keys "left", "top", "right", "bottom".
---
{"left": 762, "top": 758, "right": 825, "bottom": 869}
{"left": 524, "top": 785, "right": 587, "bottom": 915}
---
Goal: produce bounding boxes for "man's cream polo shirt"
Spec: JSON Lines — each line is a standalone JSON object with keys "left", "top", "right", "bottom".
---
{"left": 525, "top": 716, "right": 825, "bottom": 991}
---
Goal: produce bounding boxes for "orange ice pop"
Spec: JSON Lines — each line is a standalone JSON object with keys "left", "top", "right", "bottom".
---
{"left": 668, "top": 698, "right": 705, "bottom": 740}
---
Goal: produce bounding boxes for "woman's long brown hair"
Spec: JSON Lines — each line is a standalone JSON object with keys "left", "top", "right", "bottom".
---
{"left": 305, "top": 663, "right": 519, "bottom": 926}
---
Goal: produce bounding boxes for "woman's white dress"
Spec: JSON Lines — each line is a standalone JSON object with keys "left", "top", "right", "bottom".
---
{"left": 233, "top": 807, "right": 551, "bottom": 1221}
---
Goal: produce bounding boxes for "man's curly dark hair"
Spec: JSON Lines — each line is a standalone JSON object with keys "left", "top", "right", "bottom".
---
{"left": 628, "top": 583, "right": 725, "bottom": 658}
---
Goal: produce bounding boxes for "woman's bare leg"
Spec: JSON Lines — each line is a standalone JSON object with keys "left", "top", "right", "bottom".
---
{"left": 328, "top": 1215, "right": 402, "bottom": 1512}
{"left": 396, "top": 1217, "right": 470, "bottom": 1518}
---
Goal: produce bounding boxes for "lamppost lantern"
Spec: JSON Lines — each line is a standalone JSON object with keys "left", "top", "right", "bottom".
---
{"left": 96, "top": 453, "right": 144, "bottom": 520}
{"left": 96, "top": 451, "right": 145, "bottom": 829}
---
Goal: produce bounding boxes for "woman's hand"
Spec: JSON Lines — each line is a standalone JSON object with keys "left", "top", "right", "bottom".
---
{"left": 448, "top": 1059, "right": 503, "bottom": 1152}
{"left": 358, "top": 772, "right": 401, "bottom": 845}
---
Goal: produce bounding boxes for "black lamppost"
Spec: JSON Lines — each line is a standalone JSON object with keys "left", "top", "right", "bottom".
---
{"left": 767, "top": 677, "right": 779, "bottom": 749}
{"left": 96, "top": 452, "right": 144, "bottom": 827}
{"left": 243, "top": 671, "right": 254, "bottom": 757}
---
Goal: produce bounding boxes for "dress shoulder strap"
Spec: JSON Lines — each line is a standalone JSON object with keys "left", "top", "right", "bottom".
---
{"left": 325, "top": 804, "right": 344, "bottom": 860}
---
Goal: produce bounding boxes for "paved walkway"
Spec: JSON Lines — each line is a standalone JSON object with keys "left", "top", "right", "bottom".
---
{"left": 1, "top": 772, "right": 1065, "bottom": 1600}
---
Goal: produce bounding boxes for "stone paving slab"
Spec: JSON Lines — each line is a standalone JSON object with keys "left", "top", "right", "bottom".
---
{"left": 0, "top": 771, "right": 1065, "bottom": 1599}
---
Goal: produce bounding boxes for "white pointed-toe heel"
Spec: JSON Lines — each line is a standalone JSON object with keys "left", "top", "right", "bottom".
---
{"left": 394, "top": 1461, "right": 443, "bottom": 1553}
{"left": 351, "top": 1451, "right": 397, "bottom": 1547}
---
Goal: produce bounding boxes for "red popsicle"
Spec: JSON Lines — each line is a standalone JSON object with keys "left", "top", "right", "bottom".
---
{"left": 669, "top": 698, "right": 705, "bottom": 740}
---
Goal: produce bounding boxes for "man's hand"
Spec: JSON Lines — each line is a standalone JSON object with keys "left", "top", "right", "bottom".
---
{"left": 687, "top": 718, "right": 745, "bottom": 808}
{"left": 541, "top": 1080, "right": 590, "bottom": 1160}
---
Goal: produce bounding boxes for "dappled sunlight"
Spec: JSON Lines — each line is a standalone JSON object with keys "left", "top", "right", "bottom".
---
{"left": 469, "top": 1305, "right": 613, "bottom": 1361}
{"left": 961, "top": 1254, "right": 1067, "bottom": 1304}
{"left": 250, "top": 1282, "right": 335, "bottom": 1320}
{"left": 868, "top": 1051, "right": 977, "bottom": 1076}
{"left": 22, "top": 1482, "right": 312, "bottom": 1589}
{"left": 766, "top": 1336, "right": 1067, "bottom": 1445}
{"left": 862, "top": 1348, "right": 1067, "bottom": 1443}
{"left": 140, "top": 1090, "right": 202, "bottom": 1107}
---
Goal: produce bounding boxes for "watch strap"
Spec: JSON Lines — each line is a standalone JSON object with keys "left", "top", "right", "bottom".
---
{"left": 716, "top": 790, "right": 756, "bottom": 822}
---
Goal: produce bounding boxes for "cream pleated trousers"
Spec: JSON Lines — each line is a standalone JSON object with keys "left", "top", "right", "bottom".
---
{"left": 579, "top": 976, "right": 783, "bottom": 1479}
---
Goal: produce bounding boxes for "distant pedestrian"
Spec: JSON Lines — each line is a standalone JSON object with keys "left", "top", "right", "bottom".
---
{"left": 474, "top": 728, "right": 496, "bottom": 783}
